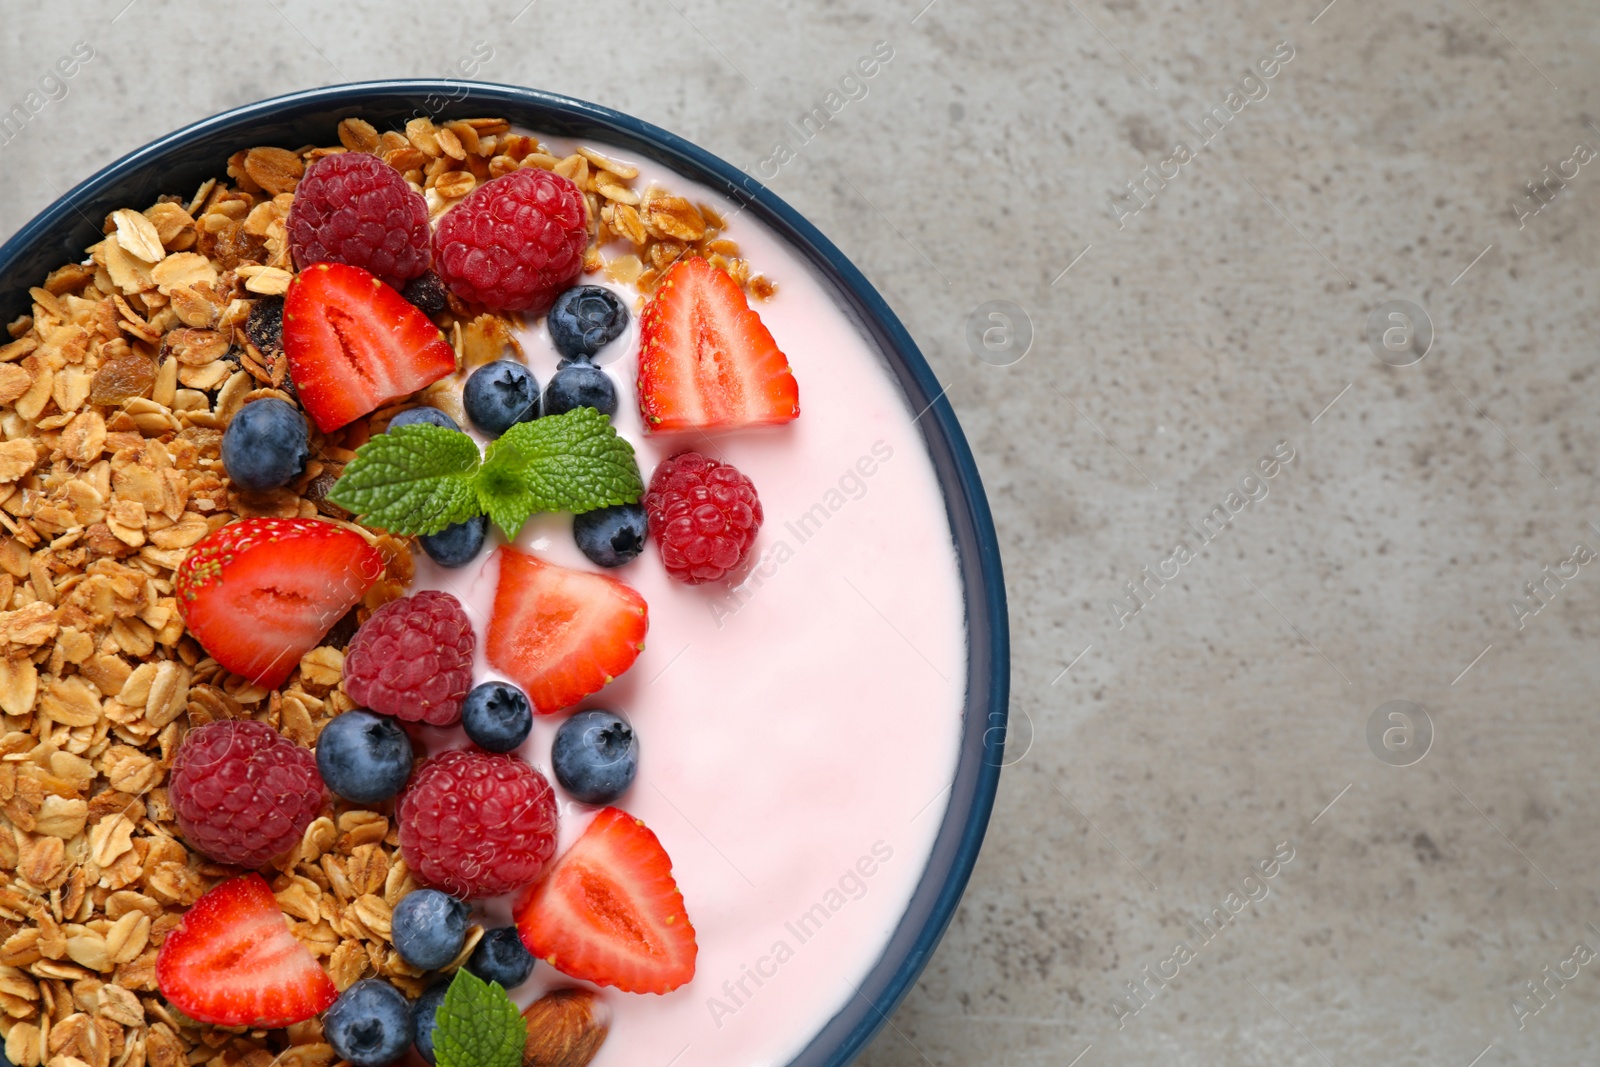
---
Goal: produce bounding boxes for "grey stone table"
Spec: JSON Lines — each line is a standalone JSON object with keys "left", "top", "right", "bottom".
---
{"left": 4, "top": 1, "right": 1596, "bottom": 1063}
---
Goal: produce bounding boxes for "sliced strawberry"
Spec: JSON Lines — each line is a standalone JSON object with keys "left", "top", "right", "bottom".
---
{"left": 486, "top": 548, "right": 647, "bottom": 714}
{"left": 156, "top": 873, "right": 337, "bottom": 1027}
{"left": 515, "top": 807, "right": 697, "bottom": 994}
{"left": 283, "top": 262, "right": 457, "bottom": 432}
{"left": 637, "top": 256, "right": 799, "bottom": 433}
{"left": 177, "top": 518, "right": 382, "bottom": 689}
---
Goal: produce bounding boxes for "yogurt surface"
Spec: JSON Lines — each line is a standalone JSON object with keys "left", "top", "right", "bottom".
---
{"left": 409, "top": 138, "right": 966, "bottom": 1067}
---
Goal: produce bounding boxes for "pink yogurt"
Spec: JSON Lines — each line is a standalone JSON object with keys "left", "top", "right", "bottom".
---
{"left": 407, "top": 139, "right": 966, "bottom": 1067}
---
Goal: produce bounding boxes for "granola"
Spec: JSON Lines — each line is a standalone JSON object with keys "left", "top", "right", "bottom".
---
{"left": 0, "top": 112, "right": 764, "bottom": 1067}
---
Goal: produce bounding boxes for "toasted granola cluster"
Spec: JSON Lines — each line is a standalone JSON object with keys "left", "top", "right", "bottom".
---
{"left": 0, "top": 113, "right": 766, "bottom": 1067}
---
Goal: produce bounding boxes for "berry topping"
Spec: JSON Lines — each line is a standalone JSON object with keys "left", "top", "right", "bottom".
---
{"left": 433, "top": 168, "right": 587, "bottom": 314}
{"left": 175, "top": 518, "right": 383, "bottom": 689}
{"left": 419, "top": 514, "right": 489, "bottom": 568}
{"left": 287, "top": 152, "right": 432, "bottom": 289}
{"left": 467, "top": 926, "right": 537, "bottom": 990}
{"left": 169, "top": 720, "right": 325, "bottom": 867}
{"left": 486, "top": 548, "right": 648, "bottom": 714}
{"left": 637, "top": 257, "right": 799, "bottom": 433}
{"left": 221, "top": 397, "right": 309, "bottom": 491}
{"left": 315, "top": 710, "right": 414, "bottom": 804}
{"left": 401, "top": 270, "right": 450, "bottom": 315}
{"left": 461, "top": 680, "right": 533, "bottom": 753}
{"left": 572, "top": 502, "right": 647, "bottom": 568}
{"left": 392, "top": 889, "right": 469, "bottom": 970}
{"left": 344, "top": 591, "right": 475, "bottom": 727}
{"left": 387, "top": 405, "right": 460, "bottom": 432}
{"left": 413, "top": 983, "right": 449, "bottom": 1065}
{"left": 398, "top": 749, "right": 559, "bottom": 898}
{"left": 463, "top": 359, "right": 540, "bottom": 437}
{"left": 551, "top": 709, "right": 638, "bottom": 805}
{"left": 283, "top": 262, "right": 456, "bottom": 433}
{"left": 515, "top": 807, "right": 697, "bottom": 994}
{"left": 643, "top": 451, "right": 763, "bottom": 583}
{"left": 156, "top": 874, "right": 336, "bottom": 1027}
{"left": 548, "top": 285, "right": 629, "bottom": 362}
{"left": 542, "top": 360, "right": 617, "bottom": 418}
{"left": 323, "top": 979, "right": 414, "bottom": 1067}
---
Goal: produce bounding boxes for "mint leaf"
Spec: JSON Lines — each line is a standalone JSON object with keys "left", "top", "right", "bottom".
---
{"left": 474, "top": 407, "right": 643, "bottom": 538}
{"left": 327, "top": 424, "right": 482, "bottom": 536}
{"left": 474, "top": 458, "right": 541, "bottom": 544}
{"left": 433, "top": 968, "right": 524, "bottom": 1067}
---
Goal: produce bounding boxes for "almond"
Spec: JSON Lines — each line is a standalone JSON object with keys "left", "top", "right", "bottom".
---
{"left": 521, "top": 989, "right": 609, "bottom": 1067}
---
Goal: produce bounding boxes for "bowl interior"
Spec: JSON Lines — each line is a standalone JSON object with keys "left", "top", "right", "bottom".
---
{"left": 0, "top": 81, "right": 1009, "bottom": 1067}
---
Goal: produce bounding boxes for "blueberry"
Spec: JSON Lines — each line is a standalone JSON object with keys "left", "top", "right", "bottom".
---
{"left": 388, "top": 406, "right": 460, "bottom": 432}
{"left": 221, "top": 398, "right": 309, "bottom": 491}
{"left": 392, "top": 889, "right": 468, "bottom": 970}
{"left": 324, "top": 979, "right": 413, "bottom": 1067}
{"left": 463, "top": 359, "right": 539, "bottom": 437}
{"left": 542, "top": 361, "right": 617, "bottom": 419}
{"left": 419, "top": 514, "right": 489, "bottom": 568}
{"left": 413, "top": 983, "right": 448, "bottom": 1065}
{"left": 573, "top": 503, "right": 647, "bottom": 568}
{"left": 548, "top": 285, "right": 629, "bottom": 362}
{"left": 461, "top": 681, "right": 532, "bottom": 753}
{"left": 316, "top": 711, "right": 413, "bottom": 803}
{"left": 466, "top": 925, "right": 536, "bottom": 989}
{"left": 551, "top": 709, "right": 638, "bottom": 804}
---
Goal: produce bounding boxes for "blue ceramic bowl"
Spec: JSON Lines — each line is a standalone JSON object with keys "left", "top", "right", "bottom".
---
{"left": 0, "top": 81, "right": 1009, "bottom": 1067}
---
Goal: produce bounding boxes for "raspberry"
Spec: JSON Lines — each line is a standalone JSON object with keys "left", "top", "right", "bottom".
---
{"left": 432, "top": 169, "right": 587, "bottom": 314}
{"left": 397, "top": 749, "right": 558, "bottom": 898}
{"left": 287, "top": 153, "right": 432, "bottom": 290}
{"left": 343, "top": 591, "right": 474, "bottom": 727}
{"left": 644, "top": 451, "right": 763, "bottom": 584}
{"left": 169, "top": 720, "right": 324, "bottom": 868}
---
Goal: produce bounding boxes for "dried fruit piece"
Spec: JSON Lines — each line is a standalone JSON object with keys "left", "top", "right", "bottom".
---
{"left": 88, "top": 354, "right": 155, "bottom": 404}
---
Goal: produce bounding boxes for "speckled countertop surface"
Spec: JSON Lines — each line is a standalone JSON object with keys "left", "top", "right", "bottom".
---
{"left": 4, "top": 1, "right": 1598, "bottom": 1063}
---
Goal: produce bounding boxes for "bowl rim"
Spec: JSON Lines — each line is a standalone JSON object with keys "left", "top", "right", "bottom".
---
{"left": 0, "top": 80, "right": 1010, "bottom": 1067}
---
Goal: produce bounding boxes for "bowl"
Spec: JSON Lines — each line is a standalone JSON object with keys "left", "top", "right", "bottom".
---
{"left": 0, "top": 81, "right": 1009, "bottom": 1067}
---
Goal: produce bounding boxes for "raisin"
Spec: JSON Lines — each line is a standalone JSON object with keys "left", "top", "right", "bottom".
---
{"left": 401, "top": 271, "right": 449, "bottom": 316}
{"left": 88, "top": 354, "right": 156, "bottom": 405}
{"left": 246, "top": 297, "right": 284, "bottom": 356}
{"left": 304, "top": 466, "right": 349, "bottom": 520}
{"left": 323, "top": 606, "right": 362, "bottom": 649}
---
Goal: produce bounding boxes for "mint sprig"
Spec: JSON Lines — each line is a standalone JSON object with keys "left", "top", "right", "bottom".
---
{"left": 327, "top": 408, "right": 644, "bottom": 539}
{"left": 477, "top": 407, "right": 645, "bottom": 538}
{"left": 326, "top": 424, "right": 481, "bottom": 536}
{"left": 433, "top": 968, "right": 525, "bottom": 1067}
